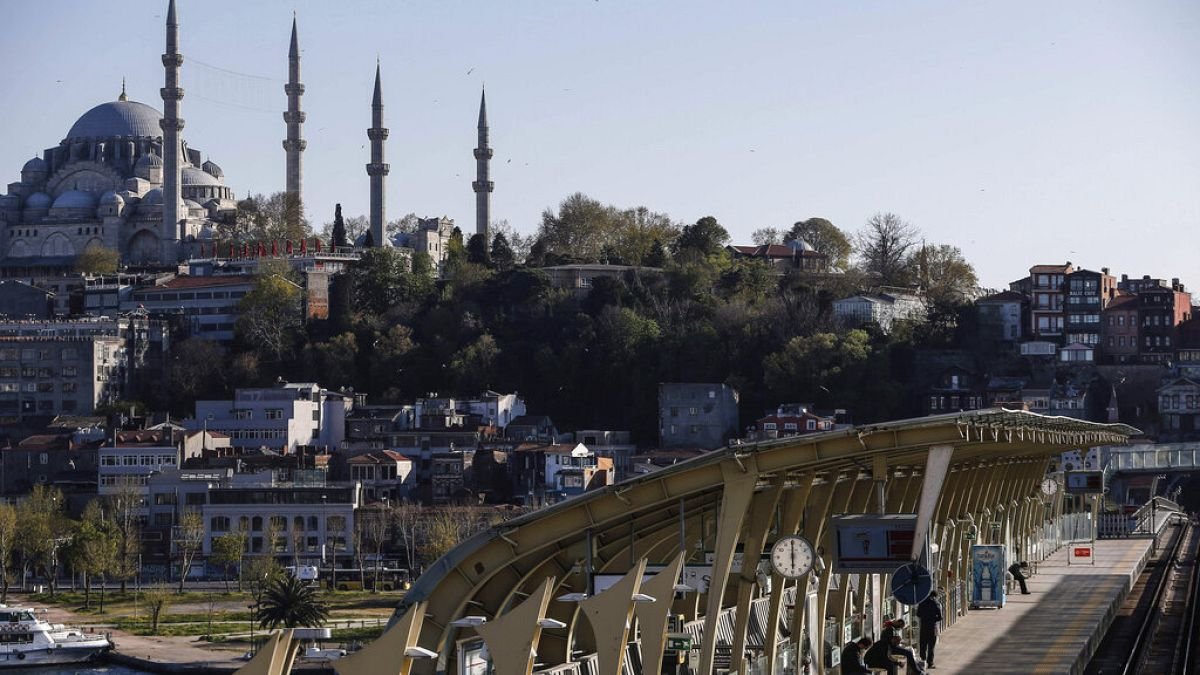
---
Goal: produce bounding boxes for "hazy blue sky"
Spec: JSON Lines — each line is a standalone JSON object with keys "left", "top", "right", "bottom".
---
{"left": 2, "top": 0, "right": 1198, "bottom": 288}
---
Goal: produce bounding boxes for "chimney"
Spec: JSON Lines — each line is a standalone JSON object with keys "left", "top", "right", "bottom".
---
{"left": 1122, "top": 274, "right": 1128, "bottom": 283}
{"left": 1101, "top": 267, "right": 1109, "bottom": 275}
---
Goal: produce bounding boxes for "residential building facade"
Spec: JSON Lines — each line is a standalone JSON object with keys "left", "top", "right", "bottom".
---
{"left": 658, "top": 383, "right": 739, "bottom": 450}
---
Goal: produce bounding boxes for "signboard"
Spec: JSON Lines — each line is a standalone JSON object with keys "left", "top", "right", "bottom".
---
{"left": 1069, "top": 544, "right": 1094, "bottom": 566}
{"left": 666, "top": 635, "right": 692, "bottom": 652}
{"left": 1065, "top": 471, "right": 1105, "bottom": 494}
{"left": 830, "top": 514, "right": 919, "bottom": 573}
{"left": 970, "top": 544, "right": 1006, "bottom": 609}
{"left": 1073, "top": 546, "right": 1092, "bottom": 558}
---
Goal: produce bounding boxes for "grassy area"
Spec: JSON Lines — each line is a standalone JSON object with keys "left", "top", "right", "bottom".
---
{"left": 330, "top": 625, "right": 386, "bottom": 642}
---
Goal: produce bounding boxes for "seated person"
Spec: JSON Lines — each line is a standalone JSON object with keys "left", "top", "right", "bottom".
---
{"left": 864, "top": 635, "right": 902, "bottom": 675}
{"left": 841, "top": 637, "right": 873, "bottom": 675}
{"left": 880, "top": 619, "right": 926, "bottom": 675}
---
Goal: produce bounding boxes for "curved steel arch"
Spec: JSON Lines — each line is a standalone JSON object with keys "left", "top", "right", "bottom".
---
{"left": 398, "top": 410, "right": 1136, "bottom": 674}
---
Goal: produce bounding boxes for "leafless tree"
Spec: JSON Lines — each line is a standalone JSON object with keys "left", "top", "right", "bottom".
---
{"left": 855, "top": 212, "right": 918, "bottom": 286}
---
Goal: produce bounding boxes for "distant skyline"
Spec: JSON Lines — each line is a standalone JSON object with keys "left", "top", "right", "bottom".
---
{"left": 1, "top": 0, "right": 1197, "bottom": 289}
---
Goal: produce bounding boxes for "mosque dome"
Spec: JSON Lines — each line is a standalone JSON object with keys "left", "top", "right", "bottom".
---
{"left": 142, "top": 187, "right": 165, "bottom": 205}
{"left": 136, "top": 152, "right": 164, "bottom": 170}
{"left": 183, "top": 198, "right": 204, "bottom": 210}
{"left": 22, "top": 157, "right": 47, "bottom": 174}
{"left": 66, "top": 100, "right": 164, "bottom": 140}
{"left": 201, "top": 159, "right": 223, "bottom": 178}
{"left": 182, "top": 166, "right": 221, "bottom": 186}
{"left": 790, "top": 239, "right": 816, "bottom": 252}
{"left": 100, "top": 191, "right": 125, "bottom": 206}
{"left": 24, "top": 192, "right": 52, "bottom": 209}
{"left": 52, "top": 190, "right": 97, "bottom": 210}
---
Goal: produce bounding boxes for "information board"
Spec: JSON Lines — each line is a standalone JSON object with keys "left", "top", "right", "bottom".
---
{"left": 830, "top": 514, "right": 919, "bottom": 573}
{"left": 1065, "top": 470, "right": 1105, "bottom": 494}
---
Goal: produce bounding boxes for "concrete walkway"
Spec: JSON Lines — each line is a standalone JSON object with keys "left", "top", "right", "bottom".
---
{"left": 930, "top": 535, "right": 1156, "bottom": 675}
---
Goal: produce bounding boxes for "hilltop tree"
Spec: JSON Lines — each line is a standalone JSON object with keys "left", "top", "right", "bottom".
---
{"left": 466, "top": 233, "right": 490, "bottom": 266}
{"left": 235, "top": 262, "right": 303, "bottom": 362}
{"left": 855, "top": 212, "right": 918, "bottom": 285}
{"left": 751, "top": 227, "right": 782, "bottom": 245}
{"left": 786, "top": 217, "right": 852, "bottom": 271}
{"left": 330, "top": 204, "right": 348, "bottom": 249}
{"left": 75, "top": 244, "right": 120, "bottom": 275}
{"left": 673, "top": 216, "right": 730, "bottom": 259}
{"left": 490, "top": 233, "right": 516, "bottom": 270}
{"left": 236, "top": 192, "right": 311, "bottom": 242}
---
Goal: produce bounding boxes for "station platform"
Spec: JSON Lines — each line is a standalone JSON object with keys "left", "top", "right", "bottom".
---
{"left": 930, "top": 534, "right": 1157, "bottom": 675}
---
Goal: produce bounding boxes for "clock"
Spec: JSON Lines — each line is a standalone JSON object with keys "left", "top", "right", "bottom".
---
{"left": 1040, "top": 478, "right": 1058, "bottom": 497}
{"left": 770, "top": 535, "right": 816, "bottom": 579}
{"left": 890, "top": 562, "right": 933, "bottom": 606}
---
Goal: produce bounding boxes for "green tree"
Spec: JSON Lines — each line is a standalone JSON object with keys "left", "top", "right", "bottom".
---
{"left": 330, "top": 203, "right": 348, "bottom": 249}
{"left": 71, "top": 500, "right": 116, "bottom": 610}
{"left": 236, "top": 266, "right": 303, "bottom": 362}
{"left": 762, "top": 330, "right": 872, "bottom": 404}
{"left": 673, "top": 216, "right": 730, "bottom": 259}
{"left": 449, "top": 334, "right": 501, "bottom": 394}
{"left": 75, "top": 244, "right": 120, "bottom": 275}
{"left": 105, "top": 487, "right": 143, "bottom": 594}
{"left": 0, "top": 504, "right": 16, "bottom": 603}
{"left": 256, "top": 574, "right": 330, "bottom": 629}
{"left": 244, "top": 555, "right": 283, "bottom": 606}
{"left": 536, "top": 192, "right": 615, "bottom": 262}
{"left": 466, "top": 233, "right": 490, "bottom": 266}
{"left": 174, "top": 511, "right": 205, "bottom": 593}
{"left": 751, "top": 227, "right": 782, "bottom": 245}
{"left": 211, "top": 530, "right": 247, "bottom": 593}
{"left": 15, "top": 485, "right": 68, "bottom": 596}
{"left": 236, "top": 192, "right": 310, "bottom": 242}
{"left": 490, "top": 233, "right": 516, "bottom": 270}
{"left": 785, "top": 217, "right": 852, "bottom": 271}
{"left": 166, "top": 339, "right": 228, "bottom": 412}
{"left": 302, "top": 332, "right": 359, "bottom": 390}
{"left": 608, "top": 207, "right": 680, "bottom": 265}
{"left": 143, "top": 584, "right": 171, "bottom": 635}
{"left": 909, "top": 243, "right": 979, "bottom": 306}
{"left": 855, "top": 212, "right": 917, "bottom": 285}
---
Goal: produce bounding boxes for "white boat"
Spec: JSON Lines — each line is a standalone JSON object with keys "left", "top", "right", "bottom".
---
{"left": 0, "top": 605, "right": 111, "bottom": 668}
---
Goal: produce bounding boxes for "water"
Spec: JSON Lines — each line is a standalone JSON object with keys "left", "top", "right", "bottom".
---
{"left": 10, "top": 662, "right": 153, "bottom": 667}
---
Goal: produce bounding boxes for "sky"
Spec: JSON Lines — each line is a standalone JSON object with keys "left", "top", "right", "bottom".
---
{"left": 2, "top": 0, "right": 1198, "bottom": 289}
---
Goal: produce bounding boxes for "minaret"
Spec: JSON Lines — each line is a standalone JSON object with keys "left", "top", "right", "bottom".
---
{"left": 283, "top": 15, "right": 306, "bottom": 226}
{"left": 472, "top": 88, "right": 493, "bottom": 242}
{"left": 160, "top": 0, "right": 185, "bottom": 256}
{"left": 366, "top": 62, "right": 389, "bottom": 247}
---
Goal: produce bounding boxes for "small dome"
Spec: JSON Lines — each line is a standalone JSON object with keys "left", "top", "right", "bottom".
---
{"left": 789, "top": 239, "right": 816, "bottom": 252}
{"left": 182, "top": 166, "right": 221, "bottom": 186}
{"left": 184, "top": 198, "right": 204, "bottom": 210}
{"left": 22, "top": 157, "right": 47, "bottom": 174}
{"left": 100, "top": 191, "right": 125, "bottom": 206}
{"left": 66, "top": 100, "right": 165, "bottom": 140}
{"left": 201, "top": 159, "right": 223, "bottom": 178}
{"left": 135, "top": 152, "right": 163, "bottom": 170}
{"left": 24, "top": 192, "right": 52, "bottom": 209}
{"left": 142, "top": 187, "right": 164, "bottom": 205}
{"left": 52, "top": 190, "right": 97, "bottom": 210}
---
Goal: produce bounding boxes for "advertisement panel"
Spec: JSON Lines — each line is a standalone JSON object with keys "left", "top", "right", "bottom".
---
{"left": 830, "top": 514, "right": 919, "bottom": 573}
{"left": 970, "top": 544, "right": 1006, "bottom": 609}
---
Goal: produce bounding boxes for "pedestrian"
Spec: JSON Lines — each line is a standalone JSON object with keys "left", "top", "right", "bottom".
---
{"left": 917, "top": 591, "right": 944, "bottom": 669}
{"left": 841, "top": 637, "right": 873, "bottom": 675}
{"left": 1008, "top": 560, "right": 1031, "bottom": 594}
{"left": 881, "top": 619, "right": 926, "bottom": 675}
{"left": 864, "top": 635, "right": 902, "bottom": 675}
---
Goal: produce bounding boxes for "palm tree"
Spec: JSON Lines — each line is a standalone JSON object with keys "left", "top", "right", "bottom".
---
{"left": 255, "top": 574, "right": 330, "bottom": 629}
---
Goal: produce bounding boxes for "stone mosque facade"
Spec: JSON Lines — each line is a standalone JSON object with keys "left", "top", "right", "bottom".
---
{"left": 1, "top": 0, "right": 494, "bottom": 275}
{"left": 0, "top": 0, "right": 243, "bottom": 272}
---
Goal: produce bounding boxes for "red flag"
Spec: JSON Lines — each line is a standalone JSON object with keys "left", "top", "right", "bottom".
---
{"left": 315, "top": 239, "right": 323, "bottom": 253}
{"left": 229, "top": 243, "right": 236, "bottom": 258}
{"left": 242, "top": 243, "right": 249, "bottom": 258}
{"left": 271, "top": 240, "right": 278, "bottom": 256}
{"left": 257, "top": 242, "right": 266, "bottom": 257}
{"left": 300, "top": 239, "right": 308, "bottom": 255}
{"left": 286, "top": 240, "right": 294, "bottom": 255}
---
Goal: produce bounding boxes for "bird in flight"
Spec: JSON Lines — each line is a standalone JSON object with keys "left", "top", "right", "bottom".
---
{"left": 467, "top": 67, "right": 475, "bottom": 75}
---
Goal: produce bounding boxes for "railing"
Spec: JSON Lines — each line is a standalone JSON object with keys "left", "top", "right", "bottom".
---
{"left": 1110, "top": 444, "right": 1200, "bottom": 472}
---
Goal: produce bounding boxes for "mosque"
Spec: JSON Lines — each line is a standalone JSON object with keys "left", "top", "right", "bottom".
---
{"left": 0, "top": 0, "right": 494, "bottom": 275}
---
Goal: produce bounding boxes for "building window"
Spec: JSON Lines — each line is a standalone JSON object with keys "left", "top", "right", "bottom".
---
{"left": 265, "top": 409, "right": 284, "bottom": 420}
{"left": 211, "top": 516, "right": 231, "bottom": 532}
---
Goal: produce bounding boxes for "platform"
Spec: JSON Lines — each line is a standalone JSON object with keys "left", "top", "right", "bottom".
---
{"left": 931, "top": 535, "right": 1158, "bottom": 675}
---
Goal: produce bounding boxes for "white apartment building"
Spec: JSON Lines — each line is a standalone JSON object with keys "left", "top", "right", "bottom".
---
{"left": 192, "top": 382, "right": 350, "bottom": 453}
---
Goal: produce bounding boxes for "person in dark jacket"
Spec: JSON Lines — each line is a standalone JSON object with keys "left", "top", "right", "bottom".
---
{"left": 917, "top": 591, "right": 944, "bottom": 668}
{"left": 1009, "top": 561, "right": 1031, "bottom": 594}
{"left": 864, "top": 635, "right": 901, "bottom": 675}
{"left": 841, "top": 637, "right": 873, "bottom": 675}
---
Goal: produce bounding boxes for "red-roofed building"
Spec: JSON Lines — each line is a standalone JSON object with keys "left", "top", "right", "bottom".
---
{"left": 346, "top": 450, "right": 414, "bottom": 503}
{"left": 727, "top": 241, "right": 828, "bottom": 274}
{"left": 128, "top": 275, "right": 255, "bottom": 342}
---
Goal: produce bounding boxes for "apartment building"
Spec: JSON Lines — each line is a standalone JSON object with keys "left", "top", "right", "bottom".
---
{"left": 0, "top": 320, "right": 128, "bottom": 418}
{"left": 192, "top": 382, "right": 350, "bottom": 453}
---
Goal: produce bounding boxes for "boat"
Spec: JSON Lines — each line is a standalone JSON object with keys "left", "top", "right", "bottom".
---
{"left": 0, "top": 605, "right": 111, "bottom": 667}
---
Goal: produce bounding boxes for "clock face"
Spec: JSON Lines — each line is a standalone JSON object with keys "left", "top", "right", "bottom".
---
{"left": 1040, "top": 478, "right": 1058, "bottom": 496}
{"left": 770, "top": 535, "right": 816, "bottom": 579}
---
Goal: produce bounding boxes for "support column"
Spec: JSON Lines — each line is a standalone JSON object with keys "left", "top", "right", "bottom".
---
{"left": 578, "top": 560, "right": 647, "bottom": 675}
{"left": 333, "top": 601, "right": 428, "bottom": 675}
{"left": 729, "top": 478, "right": 785, "bottom": 673}
{"left": 633, "top": 552, "right": 687, "bottom": 672}
{"left": 764, "top": 473, "right": 814, "bottom": 669}
{"left": 697, "top": 457, "right": 759, "bottom": 675}
{"left": 476, "top": 578, "right": 556, "bottom": 675}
